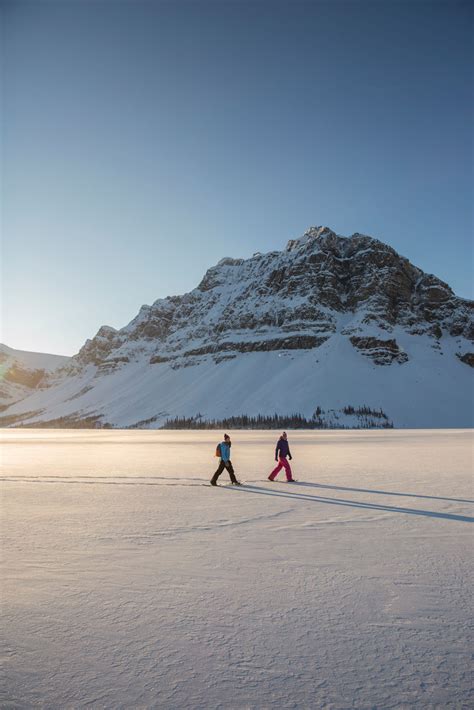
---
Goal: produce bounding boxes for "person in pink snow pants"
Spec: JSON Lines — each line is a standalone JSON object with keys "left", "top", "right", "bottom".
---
{"left": 268, "top": 431, "right": 295, "bottom": 481}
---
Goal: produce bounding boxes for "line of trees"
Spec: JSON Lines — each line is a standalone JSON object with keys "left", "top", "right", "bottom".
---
{"left": 342, "top": 405, "right": 388, "bottom": 419}
{"left": 162, "top": 407, "right": 393, "bottom": 430}
{"left": 6, "top": 406, "right": 392, "bottom": 430}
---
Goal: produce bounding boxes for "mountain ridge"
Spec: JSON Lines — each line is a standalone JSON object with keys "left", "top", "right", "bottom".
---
{"left": 1, "top": 226, "right": 472, "bottom": 428}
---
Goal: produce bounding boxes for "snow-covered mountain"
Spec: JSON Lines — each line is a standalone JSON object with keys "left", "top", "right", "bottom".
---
{"left": 0, "top": 344, "right": 70, "bottom": 412}
{"left": 1, "top": 226, "right": 473, "bottom": 428}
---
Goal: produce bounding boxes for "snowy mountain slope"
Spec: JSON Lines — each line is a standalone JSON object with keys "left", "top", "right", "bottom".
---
{"left": 0, "top": 344, "right": 70, "bottom": 411}
{"left": 1, "top": 226, "right": 472, "bottom": 428}
{"left": 0, "top": 344, "right": 69, "bottom": 372}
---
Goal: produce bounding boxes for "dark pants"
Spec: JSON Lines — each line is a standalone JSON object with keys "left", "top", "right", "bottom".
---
{"left": 211, "top": 459, "right": 237, "bottom": 485}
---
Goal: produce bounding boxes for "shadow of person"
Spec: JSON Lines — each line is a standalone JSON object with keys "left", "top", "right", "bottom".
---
{"left": 228, "top": 485, "right": 473, "bottom": 523}
{"left": 287, "top": 480, "right": 474, "bottom": 505}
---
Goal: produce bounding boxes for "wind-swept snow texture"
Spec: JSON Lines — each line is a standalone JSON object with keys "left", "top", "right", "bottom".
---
{"left": 1, "top": 226, "right": 473, "bottom": 428}
{"left": 2, "top": 429, "right": 472, "bottom": 709}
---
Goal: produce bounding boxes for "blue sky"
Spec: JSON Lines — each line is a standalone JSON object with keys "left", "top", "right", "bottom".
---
{"left": 2, "top": 0, "right": 472, "bottom": 355}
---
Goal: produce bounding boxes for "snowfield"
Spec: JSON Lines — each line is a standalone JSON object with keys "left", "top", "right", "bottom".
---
{"left": 2, "top": 429, "right": 473, "bottom": 709}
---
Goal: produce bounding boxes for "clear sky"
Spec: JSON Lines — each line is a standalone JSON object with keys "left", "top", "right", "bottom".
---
{"left": 2, "top": 0, "right": 472, "bottom": 356}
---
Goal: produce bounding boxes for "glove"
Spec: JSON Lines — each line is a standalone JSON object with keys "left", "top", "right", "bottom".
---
{"left": 289, "top": 455, "right": 292, "bottom": 460}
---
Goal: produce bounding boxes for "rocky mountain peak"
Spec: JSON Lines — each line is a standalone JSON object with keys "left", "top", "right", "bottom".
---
{"left": 285, "top": 225, "right": 335, "bottom": 251}
{"left": 68, "top": 225, "right": 472, "bottom": 375}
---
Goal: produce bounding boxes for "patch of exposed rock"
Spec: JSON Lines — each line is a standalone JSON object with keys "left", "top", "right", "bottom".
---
{"left": 349, "top": 337, "right": 409, "bottom": 365}
{"left": 456, "top": 352, "right": 474, "bottom": 367}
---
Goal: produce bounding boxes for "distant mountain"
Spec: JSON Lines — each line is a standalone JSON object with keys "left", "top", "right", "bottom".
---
{"left": 1, "top": 226, "right": 472, "bottom": 428}
{"left": 0, "top": 344, "right": 70, "bottom": 412}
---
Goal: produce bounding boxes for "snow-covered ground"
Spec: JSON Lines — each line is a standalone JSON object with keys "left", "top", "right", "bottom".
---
{"left": 2, "top": 429, "right": 473, "bottom": 709}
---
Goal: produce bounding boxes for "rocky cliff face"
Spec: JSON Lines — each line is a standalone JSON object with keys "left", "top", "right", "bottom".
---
{"left": 74, "top": 226, "right": 473, "bottom": 370}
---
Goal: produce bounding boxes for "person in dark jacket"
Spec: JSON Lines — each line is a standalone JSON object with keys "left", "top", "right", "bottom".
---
{"left": 268, "top": 431, "right": 295, "bottom": 481}
{"left": 210, "top": 434, "right": 241, "bottom": 486}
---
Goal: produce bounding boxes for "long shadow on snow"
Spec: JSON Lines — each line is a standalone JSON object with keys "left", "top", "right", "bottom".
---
{"left": 287, "top": 481, "right": 474, "bottom": 505}
{"left": 229, "top": 485, "right": 473, "bottom": 523}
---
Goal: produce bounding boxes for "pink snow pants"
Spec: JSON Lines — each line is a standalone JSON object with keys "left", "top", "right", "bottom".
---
{"left": 269, "top": 456, "right": 293, "bottom": 481}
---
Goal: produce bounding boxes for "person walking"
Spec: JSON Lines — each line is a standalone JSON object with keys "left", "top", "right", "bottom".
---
{"left": 268, "top": 431, "right": 296, "bottom": 482}
{"left": 210, "top": 434, "right": 241, "bottom": 486}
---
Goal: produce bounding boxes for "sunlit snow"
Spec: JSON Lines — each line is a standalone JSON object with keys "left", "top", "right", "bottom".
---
{"left": 2, "top": 429, "right": 472, "bottom": 708}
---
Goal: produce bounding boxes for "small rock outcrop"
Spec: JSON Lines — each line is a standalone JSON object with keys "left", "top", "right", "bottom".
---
{"left": 349, "top": 337, "right": 409, "bottom": 365}
{"left": 457, "top": 353, "right": 474, "bottom": 367}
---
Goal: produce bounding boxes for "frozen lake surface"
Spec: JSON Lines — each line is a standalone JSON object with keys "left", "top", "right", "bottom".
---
{"left": 2, "top": 429, "right": 473, "bottom": 709}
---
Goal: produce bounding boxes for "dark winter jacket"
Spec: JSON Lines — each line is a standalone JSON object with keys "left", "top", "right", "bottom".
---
{"left": 275, "top": 437, "right": 291, "bottom": 459}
